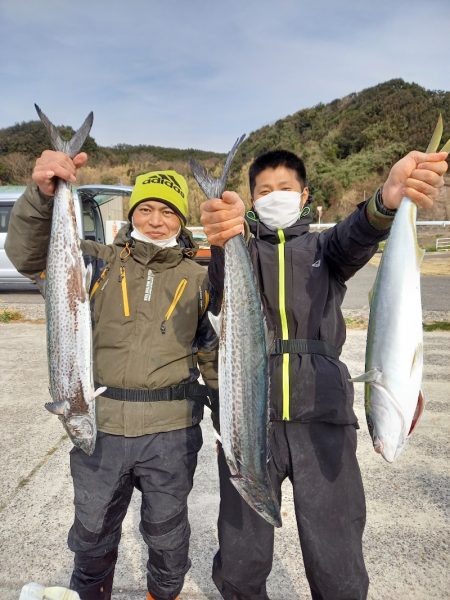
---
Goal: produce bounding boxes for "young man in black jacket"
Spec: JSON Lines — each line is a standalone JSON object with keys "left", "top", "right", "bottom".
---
{"left": 200, "top": 147, "right": 447, "bottom": 600}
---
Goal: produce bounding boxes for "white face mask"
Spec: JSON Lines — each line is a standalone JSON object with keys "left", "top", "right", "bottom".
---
{"left": 253, "top": 190, "right": 302, "bottom": 231}
{"left": 131, "top": 218, "right": 181, "bottom": 248}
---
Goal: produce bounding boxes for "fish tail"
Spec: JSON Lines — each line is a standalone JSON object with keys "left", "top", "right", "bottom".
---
{"left": 441, "top": 137, "right": 450, "bottom": 152}
{"left": 190, "top": 134, "right": 246, "bottom": 199}
{"left": 426, "top": 113, "right": 443, "bottom": 153}
{"left": 35, "top": 104, "right": 94, "bottom": 158}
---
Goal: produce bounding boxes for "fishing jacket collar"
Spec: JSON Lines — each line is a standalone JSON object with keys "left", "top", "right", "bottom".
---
{"left": 113, "top": 224, "right": 198, "bottom": 270}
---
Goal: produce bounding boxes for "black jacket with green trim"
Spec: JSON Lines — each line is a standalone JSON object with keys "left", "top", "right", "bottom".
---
{"left": 208, "top": 192, "right": 394, "bottom": 425}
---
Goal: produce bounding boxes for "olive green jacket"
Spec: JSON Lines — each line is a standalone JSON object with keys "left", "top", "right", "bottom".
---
{"left": 6, "top": 184, "right": 218, "bottom": 436}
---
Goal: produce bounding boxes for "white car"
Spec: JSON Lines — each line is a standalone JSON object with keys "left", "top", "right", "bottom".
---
{"left": 0, "top": 185, "right": 133, "bottom": 288}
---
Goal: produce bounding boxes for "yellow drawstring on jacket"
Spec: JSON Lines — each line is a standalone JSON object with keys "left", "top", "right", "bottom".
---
{"left": 160, "top": 278, "right": 188, "bottom": 334}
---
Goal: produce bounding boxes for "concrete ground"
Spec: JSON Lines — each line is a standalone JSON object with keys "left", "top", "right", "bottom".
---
{"left": 0, "top": 322, "right": 449, "bottom": 600}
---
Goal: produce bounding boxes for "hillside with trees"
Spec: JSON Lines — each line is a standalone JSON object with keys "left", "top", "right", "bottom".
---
{"left": 1, "top": 79, "right": 449, "bottom": 223}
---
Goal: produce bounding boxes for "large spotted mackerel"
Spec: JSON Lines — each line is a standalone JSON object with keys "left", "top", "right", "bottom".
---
{"left": 190, "top": 137, "right": 281, "bottom": 527}
{"left": 35, "top": 105, "right": 105, "bottom": 455}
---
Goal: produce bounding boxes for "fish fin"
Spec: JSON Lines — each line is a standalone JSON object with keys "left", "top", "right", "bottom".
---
{"left": 226, "top": 456, "right": 240, "bottom": 477}
{"left": 415, "top": 244, "right": 425, "bottom": 267}
{"left": 45, "top": 400, "right": 66, "bottom": 415}
{"left": 265, "top": 324, "right": 276, "bottom": 356}
{"left": 94, "top": 386, "right": 107, "bottom": 398}
{"left": 425, "top": 113, "right": 443, "bottom": 153}
{"left": 208, "top": 310, "right": 222, "bottom": 337}
{"left": 35, "top": 104, "right": 94, "bottom": 158}
{"left": 440, "top": 137, "right": 450, "bottom": 153}
{"left": 190, "top": 134, "right": 246, "bottom": 199}
{"left": 408, "top": 390, "right": 425, "bottom": 435}
{"left": 349, "top": 368, "right": 382, "bottom": 383}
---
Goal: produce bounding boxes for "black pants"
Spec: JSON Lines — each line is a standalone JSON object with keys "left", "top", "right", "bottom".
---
{"left": 213, "top": 421, "right": 368, "bottom": 600}
{"left": 68, "top": 426, "right": 203, "bottom": 600}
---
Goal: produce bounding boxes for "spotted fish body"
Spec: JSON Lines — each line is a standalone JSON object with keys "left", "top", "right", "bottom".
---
{"left": 36, "top": 105, "right": 103, "bottom": 455}
{"left": 217, "top": 234, "right": 281, "bottom": 527}
{"left": 190, "top": 137, "right": 281, "bottom": 527}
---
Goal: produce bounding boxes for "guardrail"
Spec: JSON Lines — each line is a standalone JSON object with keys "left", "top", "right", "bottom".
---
{"left": 436, "top": 237, "right": 450, "bottom": 251}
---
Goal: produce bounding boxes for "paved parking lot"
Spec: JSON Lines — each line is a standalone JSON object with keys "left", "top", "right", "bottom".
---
{"left": 0, "top": 320, "right": 449, "bottom": 600}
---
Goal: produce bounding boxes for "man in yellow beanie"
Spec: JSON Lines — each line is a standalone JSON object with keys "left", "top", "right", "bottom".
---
{"left": 6, "top": 153, "right": 219, "bottom": 600}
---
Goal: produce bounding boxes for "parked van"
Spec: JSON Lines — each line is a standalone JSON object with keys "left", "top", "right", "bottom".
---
{"left": 0, "top": 185, "right": 132, "bottom": 288}
{"left": 0, "top": 184, "right": 210, "bottom": 287}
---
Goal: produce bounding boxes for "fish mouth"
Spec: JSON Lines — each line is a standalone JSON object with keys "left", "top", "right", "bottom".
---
{"left": 368, "top": 382, "right": 407, "bottom": 463}
{"left": 60, "top": 415, "right": 96, "bottom": 456}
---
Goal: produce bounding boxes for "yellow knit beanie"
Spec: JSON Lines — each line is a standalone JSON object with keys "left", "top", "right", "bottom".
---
{"left": 128, "top": 170, "right": 188, "bottom": 223}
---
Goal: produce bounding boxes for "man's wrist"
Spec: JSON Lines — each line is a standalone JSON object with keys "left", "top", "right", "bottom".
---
{"left": 375, "top": 187, "right": 397, "bottom": 217}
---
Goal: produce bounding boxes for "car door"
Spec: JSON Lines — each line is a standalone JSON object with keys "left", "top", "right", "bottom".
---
{"left": 75, "top": 184, "right": 133, "bottom": 243}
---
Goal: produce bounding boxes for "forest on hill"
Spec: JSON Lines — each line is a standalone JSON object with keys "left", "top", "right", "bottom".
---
{"left": 1, "top": 79, "right": 449, "bottom": 223}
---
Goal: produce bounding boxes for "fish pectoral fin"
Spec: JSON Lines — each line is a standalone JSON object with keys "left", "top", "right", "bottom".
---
{"left": 208, "top": 310, "right": 222, "bottom": 337}
{"left": 349, "top": 368, "right": 382, "bottom": 383}
{"left": 45, "top": 400, "right": 66, "bottom": 415}
{"left": 408, "top": 390, "right": 425, "bottom": 436}
{"left": 94, "top": 386, "right": 107, "bottom": 398}
{"left": 265, "top": 325, "right": 277, "bottom": 356}
{"left": 415, "top": 244, "right": 425, "bottom": 267}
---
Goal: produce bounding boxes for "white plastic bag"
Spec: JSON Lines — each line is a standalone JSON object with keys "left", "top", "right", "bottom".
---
{"left": 19, "top": 583, "right": 80, "bottom": 600}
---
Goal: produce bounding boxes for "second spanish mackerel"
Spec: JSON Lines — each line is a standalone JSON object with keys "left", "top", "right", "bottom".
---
{"left": 190, "top": 137, "right": 281, "bottom": 527}
{"left": 35, "top": 105, "right": 105, "bottom": 455}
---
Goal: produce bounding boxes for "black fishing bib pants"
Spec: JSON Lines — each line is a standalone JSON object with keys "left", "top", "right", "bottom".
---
{"left": 213, "top": 421, "right": 368, "bottom": 600}
{"left": 68, "top": 426, "right": 202, "bottom": 600}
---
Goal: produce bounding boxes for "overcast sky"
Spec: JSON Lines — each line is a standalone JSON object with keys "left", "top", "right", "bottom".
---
{"left": 1, "top": 0, "right": 449, "bottom": 152}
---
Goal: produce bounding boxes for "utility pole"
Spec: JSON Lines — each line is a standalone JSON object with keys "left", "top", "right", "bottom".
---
{"left": 317, "top": 205, "right": 323, "bottom": 226}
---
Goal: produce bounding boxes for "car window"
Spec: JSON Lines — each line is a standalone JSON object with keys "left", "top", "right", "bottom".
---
{"left": 83, "top": 209, "right": 95, "bottom": 236}
{"left": 0, "top": 204, "right": 12, "bottom": 233}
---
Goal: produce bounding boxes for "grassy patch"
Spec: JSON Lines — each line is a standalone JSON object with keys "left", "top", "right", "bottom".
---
{"left": 345, "top": 318, "right": 450, "bottom": 331}
{"left": 0, "top": 309, "right": 23, "bottom": 323}
{"left": 345, "top": 317, "right": 368, "bottom": 329}
{"left": 423, "top": 321, "right": 450, "bottom": 332}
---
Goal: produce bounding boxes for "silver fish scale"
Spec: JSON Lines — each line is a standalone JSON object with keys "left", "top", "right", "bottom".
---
{"left": 46, "top": 182, "right": 96, "bottom": 453}
{"left": 220, "top": 236, "right": 273, "bottom": 486}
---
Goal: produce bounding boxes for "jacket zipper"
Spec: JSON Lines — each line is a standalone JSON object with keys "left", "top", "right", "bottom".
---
{"left": 277, "top": 229, "right": 290, "bottom": 420}
{"left": 160, "top": 278, "right": 188, "bottom": 334}
{"left": 120, "top": 266, "right": 130, "bottom": 317}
